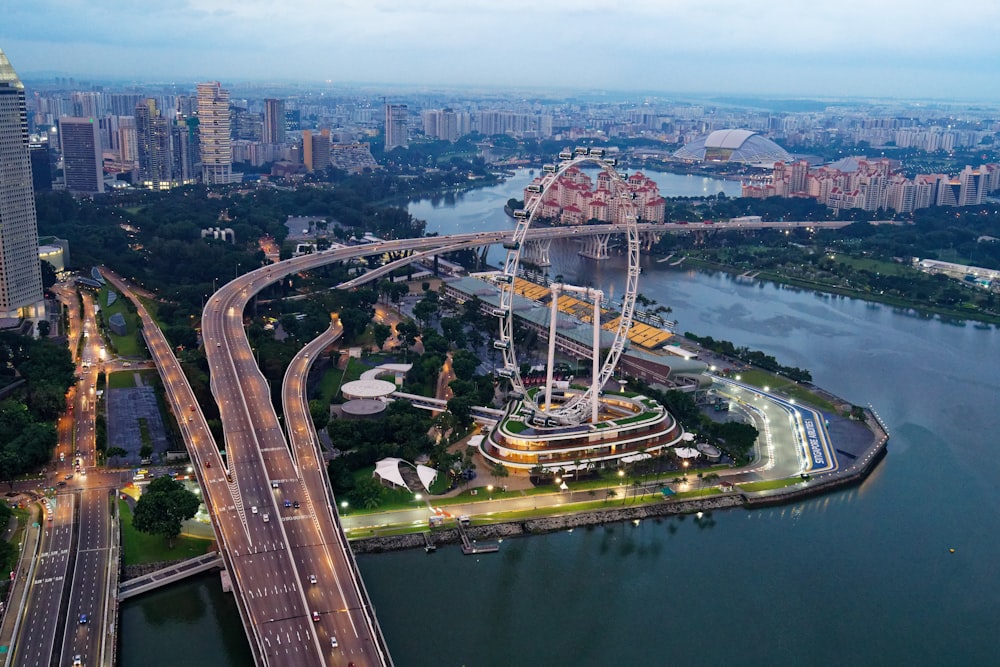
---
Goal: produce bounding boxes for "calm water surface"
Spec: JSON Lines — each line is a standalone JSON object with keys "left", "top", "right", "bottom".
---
{"left": 122, "top": 171, "right": 1000, "bottom": 666}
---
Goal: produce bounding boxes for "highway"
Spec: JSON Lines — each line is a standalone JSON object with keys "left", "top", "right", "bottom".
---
{"left": 96, "top": 219, "right": 850, "bottom": 665}
{"left": 8, "top": 285, "right": 118, "bottom": 667}
{"left": 60, "top": 489, "right": 114, "bottom": 667}
{"left": 280, "top": 323, "right": 387, "bottom": 666}
{"left": 12, "top": 495, "right": 74, "bottom": 667}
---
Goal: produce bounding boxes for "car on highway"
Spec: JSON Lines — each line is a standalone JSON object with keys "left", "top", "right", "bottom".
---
{"left": 284, "top": 499, "right": 291, "bottom": 508}
{"left": 311, "top": 611, "right": 320, "bottom": 622}
{"left": 72, "top": 656, "right": 82, "bottom": 667}
{"left": 330, "top": 635, "right": 338, "bottom": 648}
{"left": 79, "top": 613, "right": 88, "bottom": 624}
{"left": 271, "top": 481, "right": 279, "bottom": 489}
{"left": 262, "top": 513, "right": 270, "bottom": 523}
{"left": 65, "top": 474, "right": 73, "bottom": 480}
{"left": 251, "top": 506, "right": 258, "bottom": 514}
{"left": 309, "top": 574, "right": 317, "bottom": 584}
{"left": 293, "top": 500, "right": 300, "bottom": 509}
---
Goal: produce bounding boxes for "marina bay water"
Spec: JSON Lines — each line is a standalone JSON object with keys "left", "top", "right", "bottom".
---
{"left": 120, "top": 170, "right": 1000, "bottom": 665}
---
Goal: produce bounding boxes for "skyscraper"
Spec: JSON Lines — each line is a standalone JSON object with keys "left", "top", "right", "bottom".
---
{"left": 135, "top": 98, "right": 172, "bottom": 189}
{"left": 0, "top": 48, "right": 44, "bottom": 318}
{"left": 263, "top": 98, "right": 286, "bottom": 145}
{"left": 59, "top": 117, "right": 104, "bottom": 194}
{"left": 384, "top": 103, "right": 408, "bottom": 151}
{"left": 197, "top": 82, "right": 233, "bottom": 185}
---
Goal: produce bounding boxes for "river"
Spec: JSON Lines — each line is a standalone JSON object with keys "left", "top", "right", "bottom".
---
{"left": 120, "top": 170, "right": 1000, "bottom": 666}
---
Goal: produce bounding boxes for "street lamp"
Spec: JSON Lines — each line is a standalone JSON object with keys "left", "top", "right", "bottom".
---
{"left": 340, "top": 500, "right": 349, "bottom": 514}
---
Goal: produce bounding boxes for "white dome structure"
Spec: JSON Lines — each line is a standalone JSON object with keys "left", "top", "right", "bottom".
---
{"left": 673, "top": 129, "right": 792, "bottom": 166}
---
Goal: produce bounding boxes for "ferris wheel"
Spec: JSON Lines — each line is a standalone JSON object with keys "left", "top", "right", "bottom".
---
{"left": 493, "top": 149, "right": 641, "bottom": 425}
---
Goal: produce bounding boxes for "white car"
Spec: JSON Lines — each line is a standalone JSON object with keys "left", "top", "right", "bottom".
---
{"left": 262, "top": 513, "right": 270, "bottom": 523}
{"left": 251, "top": 506, "right": 258, "bottom": 515}
{"left": 309, "top": 574, "right": 317, "bottom": 584}
{"left": 330, "top": 636, "right": 338, "bottom": 648}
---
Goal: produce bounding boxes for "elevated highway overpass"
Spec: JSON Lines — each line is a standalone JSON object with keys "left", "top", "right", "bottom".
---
{"left": 108, "top": 217, "right": 869, "bottom": 665}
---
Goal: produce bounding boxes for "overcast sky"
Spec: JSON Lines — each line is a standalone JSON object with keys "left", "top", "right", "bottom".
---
{"left": 3, "top": 0, "right": 999, "bottom": 100}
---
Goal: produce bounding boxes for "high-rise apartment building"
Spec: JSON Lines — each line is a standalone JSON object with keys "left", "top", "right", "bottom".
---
{"left": 302, "top": 129, "right": 330, "bottom": 172}
{"left": 0, "top": 48, "right": 44, "bottom": 318}
{"left": 385, "top": 103, "right": 408, "bottom": 150}
{"left": 59, "top": 117, "right": 104, "bottom": 194}
{"left": 197, "top": 82, "right": 233, "bottom": 185}
{"left": 263, "top": 98, "right": 286, "bottom": 145}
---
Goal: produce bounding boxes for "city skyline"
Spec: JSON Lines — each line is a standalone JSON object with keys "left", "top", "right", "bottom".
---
{"left": 3, "top": 1, "right": 999, "bottom": 101}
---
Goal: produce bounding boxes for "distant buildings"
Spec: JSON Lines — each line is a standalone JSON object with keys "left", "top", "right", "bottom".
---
{"left": 263, "top": 98, "right": 286, "bottom": 146}
{"left": 673, "top": 129, "right": 792, "bottom": 165}
{"left": 330, "top": 143, "right": 378, "bottom": 174}
{"left": 743, "top": 158, "right": 1000, "bottom": 214}
{"left": 302, "top": 129, "right": 331, "bottom": 172}
{"left": 384, "top": 103, "right": 408, "bottom": 151}
{"left": 135, "top": 99, "right": 172, "bottom": 190}
{"left": 0, "top": 48, "right": 44, "bottom": 319}
{"left": 197, "top": 82, "right": 233, "bottom": 185}
{"left": 59, "top": 117, "right": 104, "bottom": 194}
{"left": 524, "top": 167, "right": 665, "bottom": 224}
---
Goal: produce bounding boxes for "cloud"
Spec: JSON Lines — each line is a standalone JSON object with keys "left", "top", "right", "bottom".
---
{"left": 1, "top": 0, "right": 999, "bottom": 98}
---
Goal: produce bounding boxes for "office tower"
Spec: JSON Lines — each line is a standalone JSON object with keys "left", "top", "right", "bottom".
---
{"left": 135, "top": 98, "right": 173, "bottom": 189}
{"left": 59, "top": 117, "right": 104, "bottom": 194}
{"left": 263, "top": 98, "right": 286, "bottom": 145}
{"left": 384, "top": 103, "right": 408, "bottom": 150}
{"left": 29, "top": 140, "right": 52, "bottom": 191}
{"left": 197, "top": 82, "right": 233, "bottom": 185}
{"left": 0, "top": 48, "right": 44, "bottom": 318}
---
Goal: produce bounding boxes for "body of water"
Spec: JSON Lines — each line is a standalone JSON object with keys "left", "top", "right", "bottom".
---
{"left": 407, "top": 168, "right": 742, "bottom": 236}
{"left": 121, "top": 171, "right": 1000, "bottom": 666}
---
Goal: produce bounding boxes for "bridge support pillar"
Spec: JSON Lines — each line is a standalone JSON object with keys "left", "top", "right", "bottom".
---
{"left": 521, "top": 238, "right": 551, "bottom": 267}
{"left": 578, "top": 233, "right": 610, "bottom": 260}
{"left": 640, "top": 231, "right": 662, "bottom": 251}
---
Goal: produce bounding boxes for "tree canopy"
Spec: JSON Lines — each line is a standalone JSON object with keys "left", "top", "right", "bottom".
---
{"left": 132, "top": 476, "right": 201, "bottom": 547}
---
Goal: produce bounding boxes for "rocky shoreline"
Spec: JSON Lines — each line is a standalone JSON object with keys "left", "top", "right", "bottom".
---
{"left": 352, "top": 494, "right": 743, "bottom": 554}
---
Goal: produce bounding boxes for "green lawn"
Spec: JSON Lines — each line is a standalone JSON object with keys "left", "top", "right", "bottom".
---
{"left": 738, "top": 478, "right": 804, "bottom": 492}
{"left": 107, "top": 369, "right": 158, "bottom": 390}
{"left": 316, "top": 357, "right": 369, "bottom": 405}
{"left": 733, "top": 369, "right": 838, "bottom": 412}
{"left": 833, "top": 255, "right": 914, "bottom": 276}
{"left": 99, "top": 286, "right": 145, "bottom": 358}
{"left": 118, "top": 500, "right": 214, "bottom": 566}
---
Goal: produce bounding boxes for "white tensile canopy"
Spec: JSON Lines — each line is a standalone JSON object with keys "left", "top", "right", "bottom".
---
{"left": 373, "top": 457, "right": 407, "bottom": 488}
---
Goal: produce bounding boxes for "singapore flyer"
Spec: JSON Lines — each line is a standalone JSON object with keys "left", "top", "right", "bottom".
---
{"left": 493, "top": 149, "right": 641, "bottom": 426}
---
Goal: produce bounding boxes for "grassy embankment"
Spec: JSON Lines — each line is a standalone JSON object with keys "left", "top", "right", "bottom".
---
{"left": 118, "top": 499, "right": 213, "bottom": 566}
{"left": 98, "top": 285, "right": 144, "bottom": 358}
{"left": 682, "top": 255, "right": 1000, "bottom": 326}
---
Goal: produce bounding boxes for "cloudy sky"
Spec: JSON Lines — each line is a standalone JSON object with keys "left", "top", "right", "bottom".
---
{"left": 2, "top": 0, "right": 999, "bottom": 100}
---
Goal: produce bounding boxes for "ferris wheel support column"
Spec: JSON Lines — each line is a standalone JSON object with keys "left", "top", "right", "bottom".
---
{"left": 543, "top": 284, "right": 561, "bottom": 412}
{"left": 592, "top": 292, "right": 601, "bottom": 424}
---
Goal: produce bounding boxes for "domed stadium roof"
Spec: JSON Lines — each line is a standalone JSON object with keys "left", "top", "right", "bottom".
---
{"left": 673, "top": 129, "right": 792, "bottom": 165}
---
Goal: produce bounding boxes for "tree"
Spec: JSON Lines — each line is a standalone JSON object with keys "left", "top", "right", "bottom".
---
{"left": 309, "top": 399, "right": 330, "bottom": 430}
{"left": 491, "top": 462, "right": 509, "bottom": 489}
{"left": 350, "top": 475, "right": 384, "bottom": 510}
{"left": 372, "top": 323, "right": 392, "bottom": 350}
{"left": 132, "top": 476, "right": 201, "bottom": 548}
{"left": 37, "top": 320, "right": 51, "bottom": 337}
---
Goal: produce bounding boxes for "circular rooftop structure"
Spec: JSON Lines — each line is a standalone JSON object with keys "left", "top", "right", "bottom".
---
{"left": 342, "top": 399, "right": 388, "bottom": 417}
{"left": 341, "top": 379, "right": 396, "bottom": 400}
{"left": 673, "top": 129, "right": 792, "bottom": 165}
